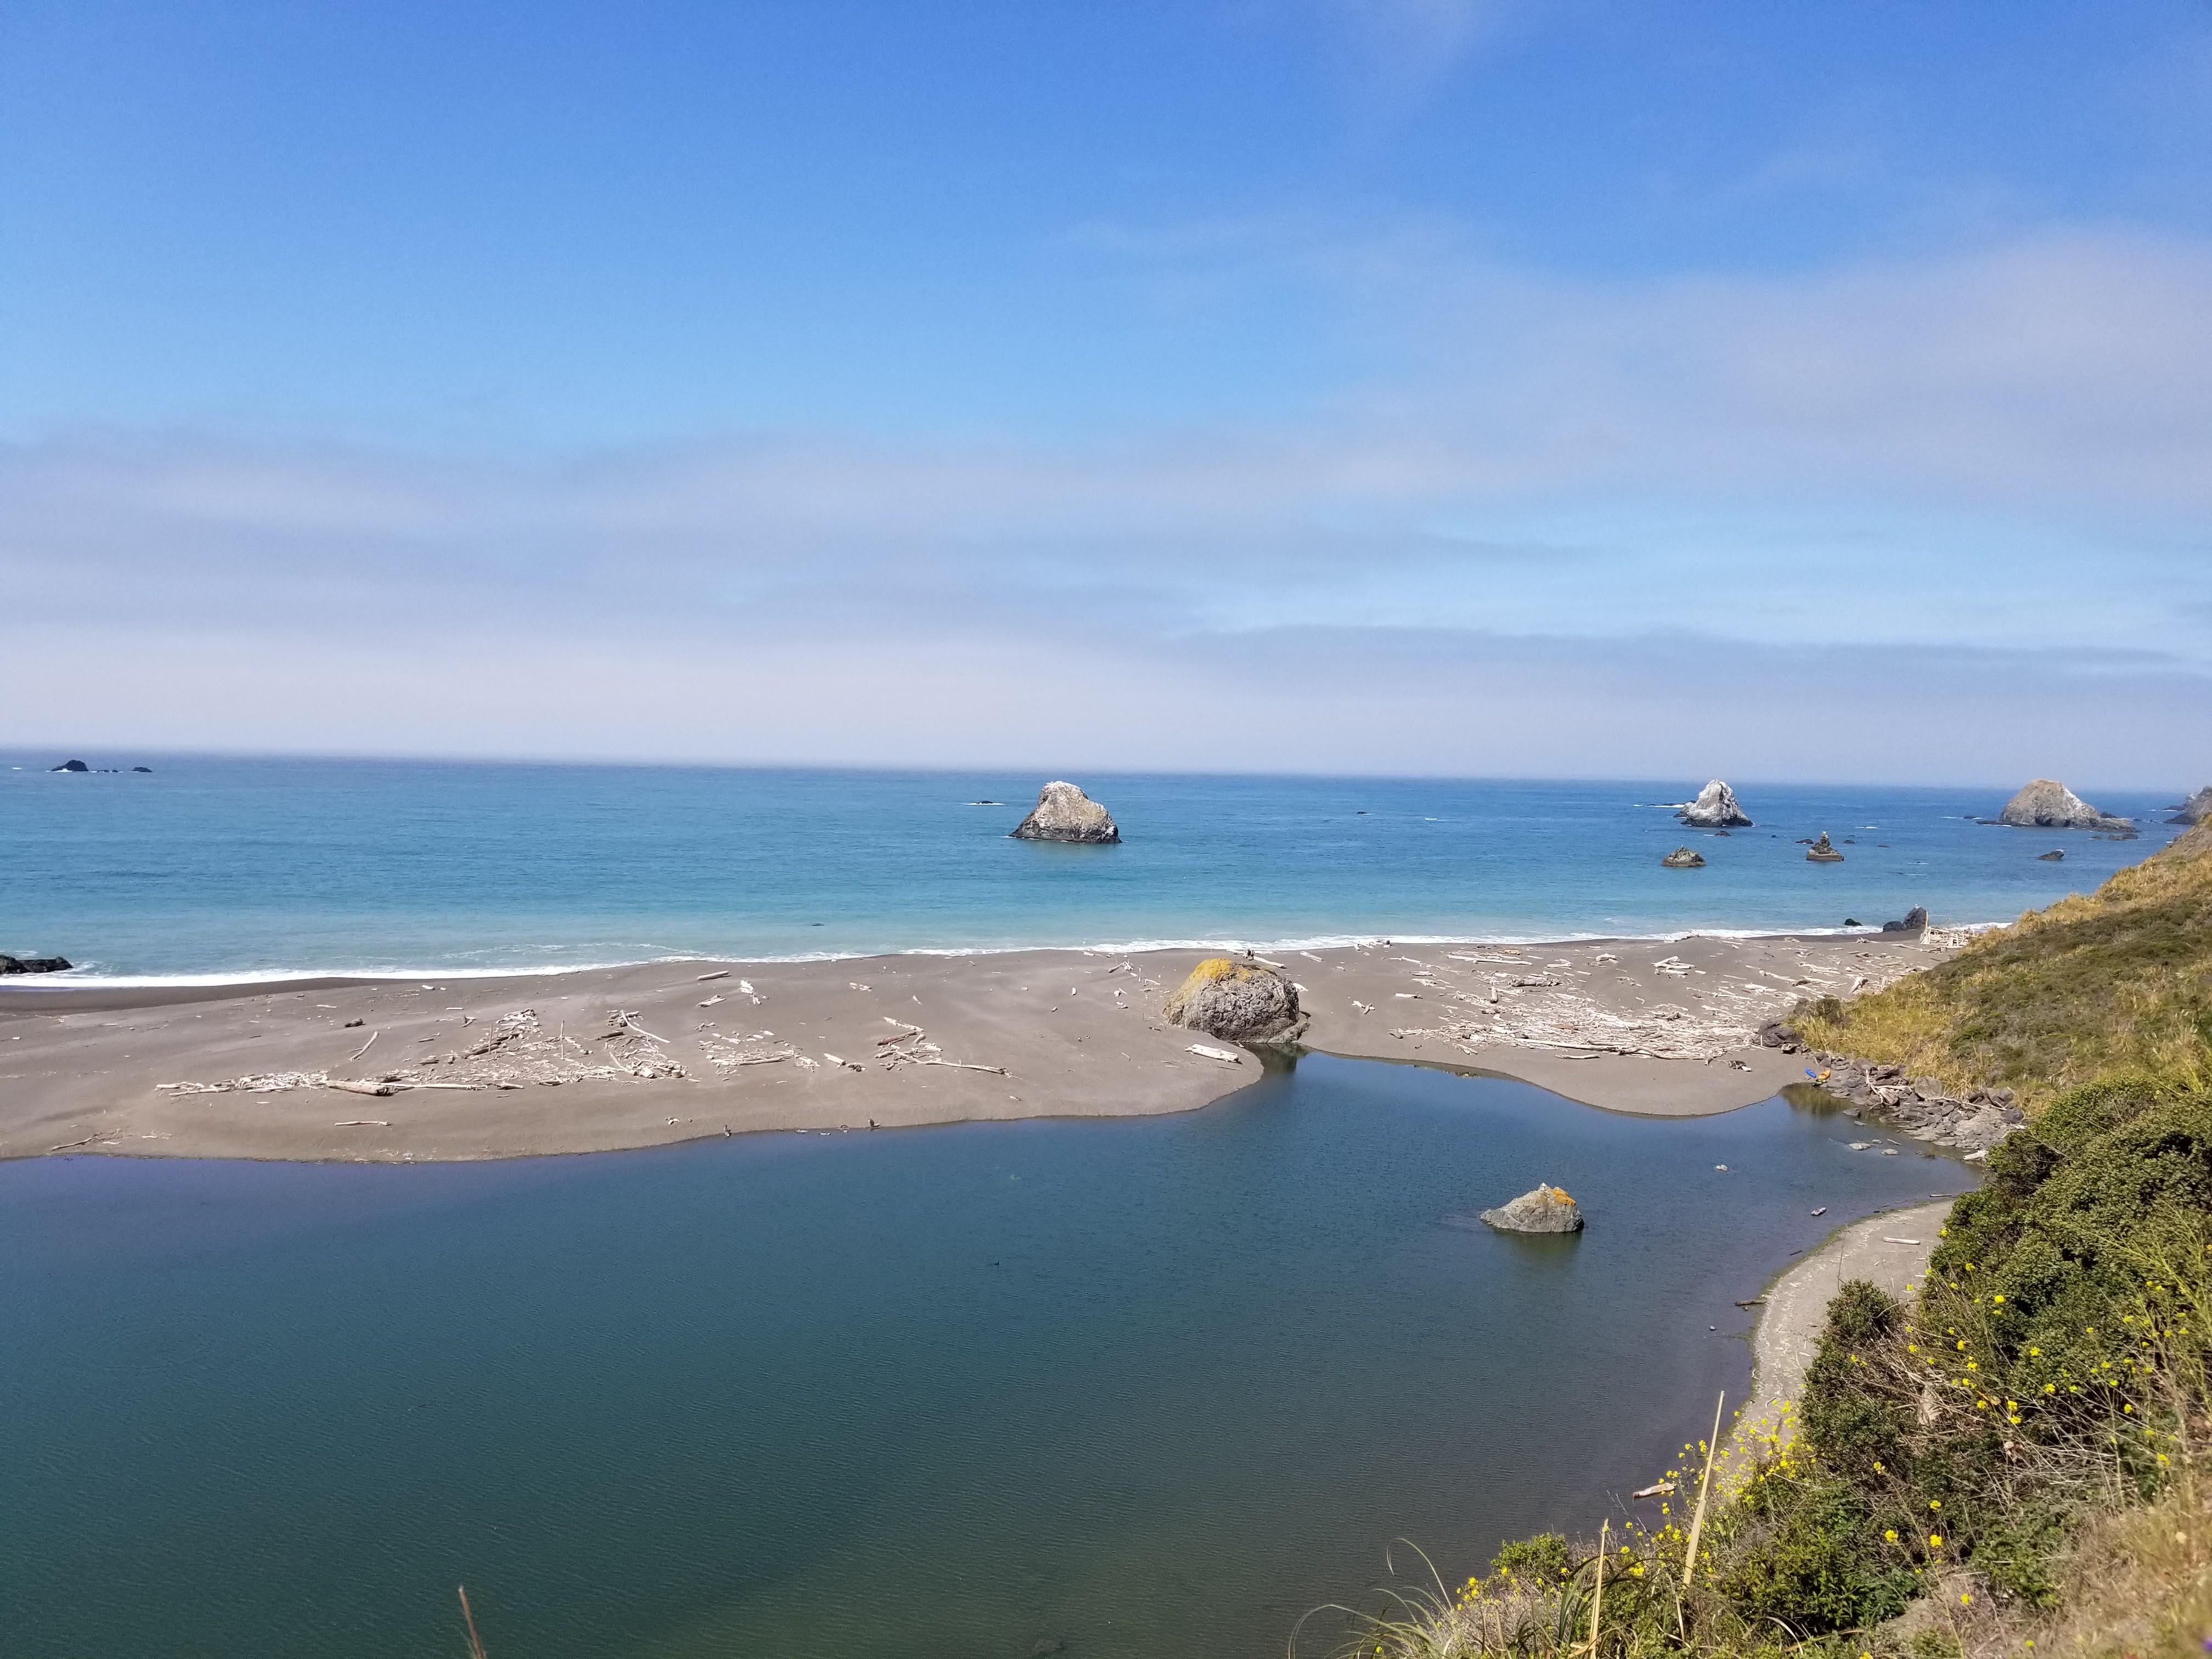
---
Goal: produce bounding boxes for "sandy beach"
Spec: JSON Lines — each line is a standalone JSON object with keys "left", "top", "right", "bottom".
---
{"left": 0, "top": 929, "right": 1960, "bottom": 1163}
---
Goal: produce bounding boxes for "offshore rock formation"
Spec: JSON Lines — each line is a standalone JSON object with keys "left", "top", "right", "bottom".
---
{"left": 1661, "top": 846, "right": 1706, "bottom": 867}
{"left": 2172, "top": 786, "right": 2211, "bottom": 826}
{"left": 49, "top": 759, "right": 88, "bottom": 773}
{"left": 1161, "top": 956, "right": 1303, "bottom": 1045}
{"left": 1806, "top": 832, "right": 1845, "bottom": 862}
{"left": 0, "top": 954, "right": 72, "bottom": 974}
{"left": 1997, "top": 779, "right": 2131, "bottom": 832}
{"left": 1009, "top": 781, "right": 1120, "bottom": 843}
{"left": 1677, "top": 780, "right": 1752, "bottom": 828}
{"left": 1480, "top": 1183, "right": 1585, "bottom": 1234}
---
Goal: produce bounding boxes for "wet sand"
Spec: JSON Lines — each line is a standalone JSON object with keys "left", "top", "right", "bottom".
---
{"left": 0, "top": 930, "right": 1959, "bottom": 1163}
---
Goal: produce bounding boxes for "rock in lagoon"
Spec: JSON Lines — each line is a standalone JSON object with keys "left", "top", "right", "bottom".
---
{"left": 1161, "top": 956, "right": 1304, "bottom": 1045}
{"left": 2172, "top": 786, "right": 2212, "bottom": 826}
{"left": 1677, "top": 780, "right": 1752, "bottom": 828}
{"left": 2037, "top": 849, "right": 2065, "bottom": 861}
{"left": 49, "top": 759, "right": 89, "bottom": 773}
{"left": 1880, "top": 906, "right": 1930, "bottom": 933}
{"left": 1480, "top": 1183, "right": 1584, "bottom": 1234}
{"left": 1806, "top": 832, "right": 1845, "bottom": 862}
{"left": 1009, "top": 781, "right": 1120, "bottom": 843}
{"left": 0, "top": 954, "right": 72, "bottom": 974}
{"left": 1661, "top": 846, "right": 1706, "bottom": 867}
{"left": 1997, "top": 779, "right": 2131, "bottom": 832}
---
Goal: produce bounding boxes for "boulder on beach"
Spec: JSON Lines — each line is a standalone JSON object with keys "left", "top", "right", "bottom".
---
{"left": 1661, "top": 846, "right": 1706, "bottom": 868}
{"left": 2171, "top": 786, "right": 2211, "bottom": 826}
{"left": 1807, "top": 832, "right": 1844, "bottom": 862}
{"left": 1161, "top": 956, "right": 1303, "bottom": 1044}
{"left": 1880, "top": 906, "right": 1930, "bottom": 933}
{"left": 49, "top": 759, "right": 88, "bottom": 774}
{"left": 1009, "top": 781, "right": 1120, "bottom": 843}
{"left": 1997, "top": 779, "right": 2131, "bottom": 832}
{"left": 0, "top": 954, "right": 72, "bottom": 974}
{"left": 1677, "top": 780, "right": 1752, "bottom": 828}
{"left": 1480, "top": 1183, "right": 1584, "bottom": 1234}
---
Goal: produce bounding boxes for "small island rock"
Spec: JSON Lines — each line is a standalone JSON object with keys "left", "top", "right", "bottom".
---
{"left": 2171, "top": 786, "right": 2211, "bottom": 827}
{"left": 1807, "top": 832, "right": 1844, "bottom": 862}
{"left": 0, "top": 954, "right": 73, "bottom": 974}
{"left": 1009, "top": 781, "right": 1120, "bottom": 843}
{"left": 1480, "top": 1183, "right": 1584, "bottom": 1234}
{"left": 2037, "top": 849, "right": 2065, "bottom": 861}
{"left": 49, "top": 759, "right": 89, "bottom": 774}
{"left": 1660, "top": 846, "right": 1706, "bottom": 868}
{"left": 1161, "top": 956, "right": 1304, "bottom": 1045}
{"left": 1677, "top": 780, "right": 1752, "bottom": 828}
{"left": 1997, "top": 779, "right": 2131, "bottom": 832}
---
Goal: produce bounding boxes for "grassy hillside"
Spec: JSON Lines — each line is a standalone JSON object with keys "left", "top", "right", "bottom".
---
{"left": 1791, "top": 823, "right": 2212, "bottom": 1112}
{"left": 1337, "top": 828, "right": 2212, "bottom": 1659}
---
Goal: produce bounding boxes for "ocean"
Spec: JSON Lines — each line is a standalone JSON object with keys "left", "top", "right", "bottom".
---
{"left": 0, "top": 753, "right": 2183, "bottom": 981}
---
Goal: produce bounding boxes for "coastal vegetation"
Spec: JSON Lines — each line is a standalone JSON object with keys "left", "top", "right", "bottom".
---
{"left": 1331, "top": 827, "right": 2212, "bottom": 1659}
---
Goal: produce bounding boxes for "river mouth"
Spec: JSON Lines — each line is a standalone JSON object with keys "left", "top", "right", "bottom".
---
{"left": 0, "top": 1055, "right": 1971, "bottom": 1659}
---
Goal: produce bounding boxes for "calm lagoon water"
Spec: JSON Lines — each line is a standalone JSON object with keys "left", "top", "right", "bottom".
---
{"left": 0, "top": 756, "right": 2183, "bottom": 980}
{"left": 0, "top": 1056, "right": 1972, "bottom": 1659}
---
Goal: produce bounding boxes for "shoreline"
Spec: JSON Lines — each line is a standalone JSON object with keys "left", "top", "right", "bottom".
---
{"left": 0, "top": 927, "right": 1964, "bottom": 1164}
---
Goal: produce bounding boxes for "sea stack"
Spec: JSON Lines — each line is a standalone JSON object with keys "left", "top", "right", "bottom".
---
{"left": 1661, "top": 846, "right": 1706, "bottom": 868}
{"left": 1997, "top": 780, "right": 2131, "bottom": 832}
{"left": 1161, "top": 956, "right": 1304, "bottom": 1045}
{"left": 1677, "top": 780, "right": 1752, "bottom": 828}
{"left": 1480, "top": 1184, "right": 1584, "bottom": 1234}
{"left": 2171, "top": 786, "right": 2211, "bottom": 827}
{"left": 1009, "top": 781, "right": 1120, "bottom": 843}
{"left": 49, "top": 759, "right": 88, "bottom": 774}
{"left": 1806, "top": 832, "right": 1844, "bottom": 862}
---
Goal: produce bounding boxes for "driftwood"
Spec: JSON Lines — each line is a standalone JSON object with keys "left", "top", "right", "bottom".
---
{"left": 345, "top": 1031, "right": 379, "bottom": 1062}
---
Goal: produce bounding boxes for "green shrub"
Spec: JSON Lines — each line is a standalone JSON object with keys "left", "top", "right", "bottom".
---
{"left": 1488, "top": 1532, "right": 1571, "bottom": 1584}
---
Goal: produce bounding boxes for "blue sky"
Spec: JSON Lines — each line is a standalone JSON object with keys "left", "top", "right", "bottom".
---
{"left": 4, "top": 1, "right": 2209, "bottom": 782}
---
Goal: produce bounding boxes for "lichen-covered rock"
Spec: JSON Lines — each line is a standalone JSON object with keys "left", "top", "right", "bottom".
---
{"left": 1677, "top": 780, "right": 1752, "bottom": 828}
{"left": 1009, "top": 781, "right": 1120, "bottom": 843}
{"left": 1480, "top": 1183, "right": 1584, "bottom": 1233}
{"left": 1661, "top": 846, "right": 1706, "bottom": 867}
{"left": 1161, "top": 956, "right": 1302, "bottom": 1044}
{"left": 2171, "top": 786, "right": 2211, "bottom": 826}
{"left": 1806, "top": 832, "right": 1844, "bottom": 862}
{"left": 1997, "top": 779, "right": 2131, "bottom": 832}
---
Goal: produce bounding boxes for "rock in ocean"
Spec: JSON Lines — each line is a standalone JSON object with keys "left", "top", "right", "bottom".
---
{"left": 1009, "top": 781, "right": 1120, "bottom": 843}
{"left": 1161, "top": 957, "right": 1304, "bottom": 1044}
{"left": 49, "top": 759, "right": 89, "bottom": 774}
{"left": 1480, "top": 1183, "right": 1584, "bottom": 1234}
{"left": 0, "top": 954, "right": 73, "bottom": 974}
{"left": 1661, "top": 846, "right": 1706, "bottom": 867}
{"left": 2172, "top": 786, "right": 2211, "bottom": 826}
{"left": 1997, "top": 779, "right": 2131, "bottom": 832}
{"left": 1677, "top": 780, "right": 1752, "bottom": 828}
{"left": 1806, "top": 832, "right": 1845, "bottom": 862}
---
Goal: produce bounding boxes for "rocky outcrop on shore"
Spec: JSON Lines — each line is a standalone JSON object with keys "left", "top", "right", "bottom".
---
{"left": 1661, "top": 846, "right": 1706, "bottom": 867}
{"left": 1480, "top": 1183, "right": 1584, "bottom": 1233}
{"left": 1997, "top": 778, "right": 2131, "bottom": 832}
{"left": 1677, "top": 780, "right": 1752, "bottom": 827}
{"left": 1161, "top": 956, "right": 1304, "bottom": 1044}
{"left": 1756, "top": 1024, "right": 2022, "bottom": 1153}
{"left": 1009, "top": 781, "right": 1120, "bottom": 843}
{"left": 1880, "top": 906, "right": 1929, "bottom": 933}
{"left": 2172, "top": 786, "right": 2211, "bottom": 826}
{"left": 0, "top": 954, "right": 72, "bottom": 974}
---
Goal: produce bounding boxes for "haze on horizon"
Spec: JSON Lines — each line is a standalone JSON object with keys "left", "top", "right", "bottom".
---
{"left": 3, "top": 1, "right": 2208, "bottom": 787}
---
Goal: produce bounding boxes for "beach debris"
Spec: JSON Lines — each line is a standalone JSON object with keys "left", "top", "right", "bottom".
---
{"left": 342, "top": 1018, "right": 364, "bottom": 1028}
{"left": 46, "top": 1134, "right": 103, "bottom": 1152}
{"left": 1162, "top": 957, "right": 1305, "bottom": 1043}
{"left": 1883, "top": 1237, "right": 1923, "bottom": 1246}
{"left": 822, "top": 1052, "right": 857, "bottom": 1069}
{"left": 1736, "top": 1297, "right": 1766, "bottom": 1307}
{"left": 334, "top": 1119, "right": 390, "bottom": 1127}
{"left": 1810, "top": 1206, "right": 1827, "bottom": 1216}
{"left": 1715, "top": 1164, "right": 1729, "bottom": 1171}
{"left": 699, "top": 994, "right": 724, "bottom": 1007}
{"left": 1186, "top": 1043, "right": 1244, "bottom": 1064}
{"left": 696, "top": 970, "right": 729, "bottom": 981}
{"left": 1008, "top": 779, "right": 1121, "bottom": 843}
{"left": 1630, "top": 1481, "right": 1677, "bottom": 1500}
{"left": 698, "top": 1029, "right": 800, "bottom": 1071}
{"left": 1480, "top": 1183, "right": 1584, "bottom": 1233}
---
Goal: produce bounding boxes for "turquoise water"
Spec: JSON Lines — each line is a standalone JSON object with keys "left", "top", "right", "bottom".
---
{"left": 0, "top": 755, "right": 2182, "bottom": 979}
{"left": 0, "top": 1057, "right": 1972, "bottom": 1659}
